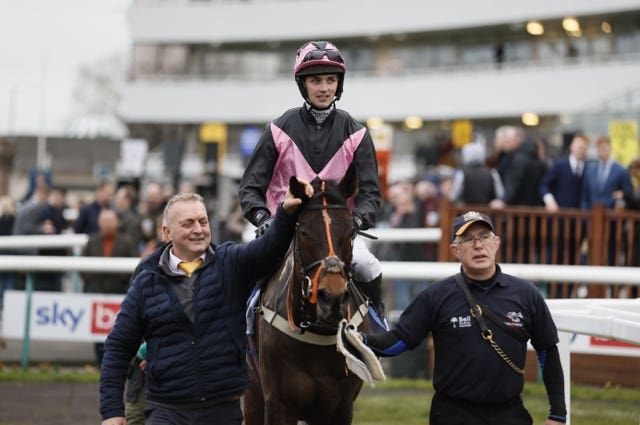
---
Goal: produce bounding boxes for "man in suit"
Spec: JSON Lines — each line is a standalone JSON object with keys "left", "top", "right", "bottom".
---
{"left": 540, "top": 133, "right": 588, "bottom": 212}
{"left": 582, "top": 136, "right": 633, "bottom": 211}
{"left": 539, "top": 134, "right": 589, "bottom": 296}
{"left": 582, "top": 136, "right": 634, "bottom": 266}
{"left": 82, "top": 209, "right": 139, "bottom": 367}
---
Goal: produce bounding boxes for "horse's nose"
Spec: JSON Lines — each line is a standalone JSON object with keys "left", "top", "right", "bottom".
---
{"left": 317, "top": 288, "right": 347, "bottom": 312}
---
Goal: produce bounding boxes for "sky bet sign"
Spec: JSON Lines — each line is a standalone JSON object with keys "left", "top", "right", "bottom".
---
{"left": 1, "top": 290, "right": 124, "bottom": 342}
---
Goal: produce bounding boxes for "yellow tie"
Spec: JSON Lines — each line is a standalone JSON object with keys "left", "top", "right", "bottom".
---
{"left": 178, "top": 259, "right": 203, "bottom": 277}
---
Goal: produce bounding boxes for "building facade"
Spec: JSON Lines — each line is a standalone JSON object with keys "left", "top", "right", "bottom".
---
{"left": 120, "top": 0, "right": 640, "bottom": 209}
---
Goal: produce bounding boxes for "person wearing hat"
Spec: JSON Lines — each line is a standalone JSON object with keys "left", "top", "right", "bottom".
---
{"left": 238, "top": 40, "right": 385, "bottom": 322}
{"left": 341, "top": 211, "right": 566, "bottom": 424}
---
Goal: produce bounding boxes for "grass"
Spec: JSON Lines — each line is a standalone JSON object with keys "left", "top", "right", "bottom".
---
{"left": 0, "top": 363, "right": 100, "bottom": 383}
{"left": 353, "top": 379, "right": 640, "bottom": 425}
{"left": 0, "top": 367, "right": 638, "bottom": 424}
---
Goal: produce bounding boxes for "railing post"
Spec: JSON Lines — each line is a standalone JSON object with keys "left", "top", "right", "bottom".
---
{"left": 588, "top": 204, "right": 607, "bottom": 298}
{"left": 21, "top": 272, "right": 34, "bottom": 369}
{"left": 72, "top": 244, "right": 83, "bottom": 293}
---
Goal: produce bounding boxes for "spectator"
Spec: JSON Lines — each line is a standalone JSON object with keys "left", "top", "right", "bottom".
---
{"left": 582, "top": 136, "right": 634, "bottom": 266}
{"left": 539, "top": 133, "right": 589, "bottom": 295}
{"left": 99, "top": 186, "right": 311, "bottom": 425}
{"left": 34, "top": 187, "right": 69, "bottom": 292}
{"left": 21, "top": 169, "right": 52, "bottom": 204}
{"left": 376, "top": 182, "right": 427, "bottom": 310}
{"left": 138, "top": 182, "right": 168, "bottom": 245}
{"left": 414, "top": 179, "right": 440, "bottom": 261}
{"left": 494, "top": 126, "right": 547, "bottom": 262}
{"left": 414, "top": 179, "right": 440, "bottom": 230}
{"left": 613, "top": 158, "right": 640, "bottom": 211}
{"left": 82, "top": 209, "right": 138, "bottom": 368}
{"left": 449, "top": 142, "right": 505, "bottom": 209}
{"left": 540, "top": 133, "right": 588, "bottom": 212}
{"left": 12, "top": 186, "right": 49, "bottom": 239}
{"left": 581, "top": 136, "right": 634, "bottom": 211}
{"left": 0, "top": 195, "right": 17, "bottom": 307}
{"left": 113, "top": 185, "right": 143, "bottom": 253}
{"left": 614, "top": 157, "right": 640, "bottom": 290}
{"left": 74, "top": 180, "right": 115, "bottom": 235}
{"left": 495, "top": 126, "right": 546, "bottom": 207}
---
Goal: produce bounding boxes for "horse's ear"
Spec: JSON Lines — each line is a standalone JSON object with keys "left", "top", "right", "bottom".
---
{"left": 339, "top": 164, "right": 358, "bottom": 199}
{"left": 289, "top": 176, "right": 307, "bottom": 200}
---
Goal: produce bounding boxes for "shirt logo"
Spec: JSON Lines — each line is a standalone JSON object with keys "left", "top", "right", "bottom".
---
{"left": 504, "top": 311, "right": 524, "bottom": 328}
{"left": 450, "top": 315, "right": 472, "bottom": 329}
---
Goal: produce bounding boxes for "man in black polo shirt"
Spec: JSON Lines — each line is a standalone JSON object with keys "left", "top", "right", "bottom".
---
{"left": 353, "top": 211, "right": 566, "bottom": 425}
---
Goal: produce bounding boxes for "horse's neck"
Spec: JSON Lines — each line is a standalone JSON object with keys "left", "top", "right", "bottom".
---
{"left": 261, "top": 245, "right": 296, "bottom": 314}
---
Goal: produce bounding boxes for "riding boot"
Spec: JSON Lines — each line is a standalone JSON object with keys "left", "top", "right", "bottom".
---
{"left": 356, "top": 273, "right": 385, "bottom": 322}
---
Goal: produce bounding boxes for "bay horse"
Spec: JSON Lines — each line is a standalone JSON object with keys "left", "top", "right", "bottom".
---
{"left": 244, "top": 167, "right": 372, "bottom": 425}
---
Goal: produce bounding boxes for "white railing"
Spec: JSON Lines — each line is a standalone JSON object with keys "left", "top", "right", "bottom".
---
{"left": 1, "top": 234, "right": 639, "bottom": 425}
{"left": 0, "top": 234, "right": 88, "bottom": 252}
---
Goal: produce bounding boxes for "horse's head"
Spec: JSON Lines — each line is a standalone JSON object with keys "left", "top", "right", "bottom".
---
{"left": 289, "top": 165, "right": 358, "bottom": 328}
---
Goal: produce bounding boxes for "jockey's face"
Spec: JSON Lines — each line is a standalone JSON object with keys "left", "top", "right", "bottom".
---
{"left": 304, "top": 74, "right": 338, "bottom": 109}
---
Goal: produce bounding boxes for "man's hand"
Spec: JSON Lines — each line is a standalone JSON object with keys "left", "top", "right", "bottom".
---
{"left": 283, "top": 178, "right": 313, "bottom": 214}
{"left": 102, "top": 417, "right": 126, "bottom": 425}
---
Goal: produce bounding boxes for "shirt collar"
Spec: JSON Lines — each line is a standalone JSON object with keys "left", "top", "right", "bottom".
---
{"left": 168, "top": 248, "right": 206, "bottom": 276}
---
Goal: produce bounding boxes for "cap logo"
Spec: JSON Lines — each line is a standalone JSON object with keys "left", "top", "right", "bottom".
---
{"left": 462, "top": 211, "right": 483, "bottom": 222}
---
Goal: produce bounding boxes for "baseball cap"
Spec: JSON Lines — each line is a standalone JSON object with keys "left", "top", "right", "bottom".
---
{"left": 452, "top": 211, "right": 494, "bottom": 241}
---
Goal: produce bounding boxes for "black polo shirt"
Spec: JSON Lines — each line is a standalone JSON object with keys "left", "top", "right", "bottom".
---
{"left": 394, "top": 265, "right": 559, "bottom": 403}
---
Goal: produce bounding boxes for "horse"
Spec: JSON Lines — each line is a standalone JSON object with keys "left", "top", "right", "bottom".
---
{"left": 244, "top": 167, "right": 372, "bottom": 425}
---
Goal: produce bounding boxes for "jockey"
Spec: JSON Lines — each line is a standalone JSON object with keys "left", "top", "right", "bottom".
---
{"left": 239, "top": 40, "right": 385, "bottom": 321}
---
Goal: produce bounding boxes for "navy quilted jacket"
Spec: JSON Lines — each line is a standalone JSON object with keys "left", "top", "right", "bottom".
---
{"left": 100, "top": 205, "right": 296, "bottom": 420}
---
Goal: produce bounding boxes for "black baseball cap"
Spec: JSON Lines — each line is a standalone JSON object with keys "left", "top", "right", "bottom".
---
{"left": 452, "top": 211, "right": 494, "bottom": 241}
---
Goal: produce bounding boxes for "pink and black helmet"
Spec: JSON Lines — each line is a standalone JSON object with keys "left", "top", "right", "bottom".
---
{"left": 294, "top": 41, "right": 347, "bottom": 100}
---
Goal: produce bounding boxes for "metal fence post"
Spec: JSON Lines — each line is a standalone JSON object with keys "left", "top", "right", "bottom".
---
{"left": 21, "top": 272, "right": 34, "bottom": 369}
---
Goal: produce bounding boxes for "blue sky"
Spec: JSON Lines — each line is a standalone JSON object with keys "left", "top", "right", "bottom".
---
{"left": 0, "top": 0, "right": 131, "bottom": 136}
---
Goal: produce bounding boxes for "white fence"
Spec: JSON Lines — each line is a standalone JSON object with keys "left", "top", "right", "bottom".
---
{"left": 1, "top": 233, "right": 639, "bottom": 424}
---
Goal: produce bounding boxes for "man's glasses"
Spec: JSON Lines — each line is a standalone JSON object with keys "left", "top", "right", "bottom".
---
{"left": 302, "top": 49, "right": 344, "bottom": 64}
{"left": 457, "top": 233, "right": 495, "bottom": 248}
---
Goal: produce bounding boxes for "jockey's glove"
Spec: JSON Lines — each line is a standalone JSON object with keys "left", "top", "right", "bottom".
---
{"left": 255, "top": 218, "right": 273, "bottom": 237}
{"left": 253, "top": 209, "right": 273, "bottom": 238}
{"left": 352, "top": 214, "right": 363, "bottom": 239}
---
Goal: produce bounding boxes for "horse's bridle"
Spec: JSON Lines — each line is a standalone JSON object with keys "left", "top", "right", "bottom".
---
{"left": 288, "top": 181, "right": 352, "bottom": 332}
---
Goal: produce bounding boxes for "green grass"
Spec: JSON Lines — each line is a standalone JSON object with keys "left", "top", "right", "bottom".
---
{"left": 354, "top": 379, "right": 640, "bottom": 425}
{"left": 0, "top": 363, "right": 100, "bottom": 383}
{"left": 0, "top": 368, "right": 638, "bottom": 424}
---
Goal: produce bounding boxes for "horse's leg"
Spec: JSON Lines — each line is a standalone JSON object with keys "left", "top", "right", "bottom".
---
{"left": 264, "top": 398, "right": 299, "bottom": 425}
{"left": 244, "top": 311, "right": 265, "bottom": 425}
{"left": 243, "top": 369, "right": 264, "bottom": 425}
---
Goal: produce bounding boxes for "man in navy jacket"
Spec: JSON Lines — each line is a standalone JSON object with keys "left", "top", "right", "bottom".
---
{"left": 100, "top": 182, "right": 313, "bottom": 425}
{"left": 538, "top": 134, "right": 589, "bottom": 288}
{"left": 540, "top": 133, "right": 588, "bottom": 211}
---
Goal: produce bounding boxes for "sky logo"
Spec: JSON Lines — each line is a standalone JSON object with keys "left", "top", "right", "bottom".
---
{"left": 35, "top": 302, "right": 84, "bottom": 333}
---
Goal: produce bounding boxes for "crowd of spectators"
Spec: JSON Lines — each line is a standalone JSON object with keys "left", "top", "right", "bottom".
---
{"left": 373, "top": 126, "right": 640, "bottom": 305}
{"left": 1, "top": 126, "right": 639, "bottom": 309}
{"left": 0, "top": 177, "right": 250, "bottom": 313}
